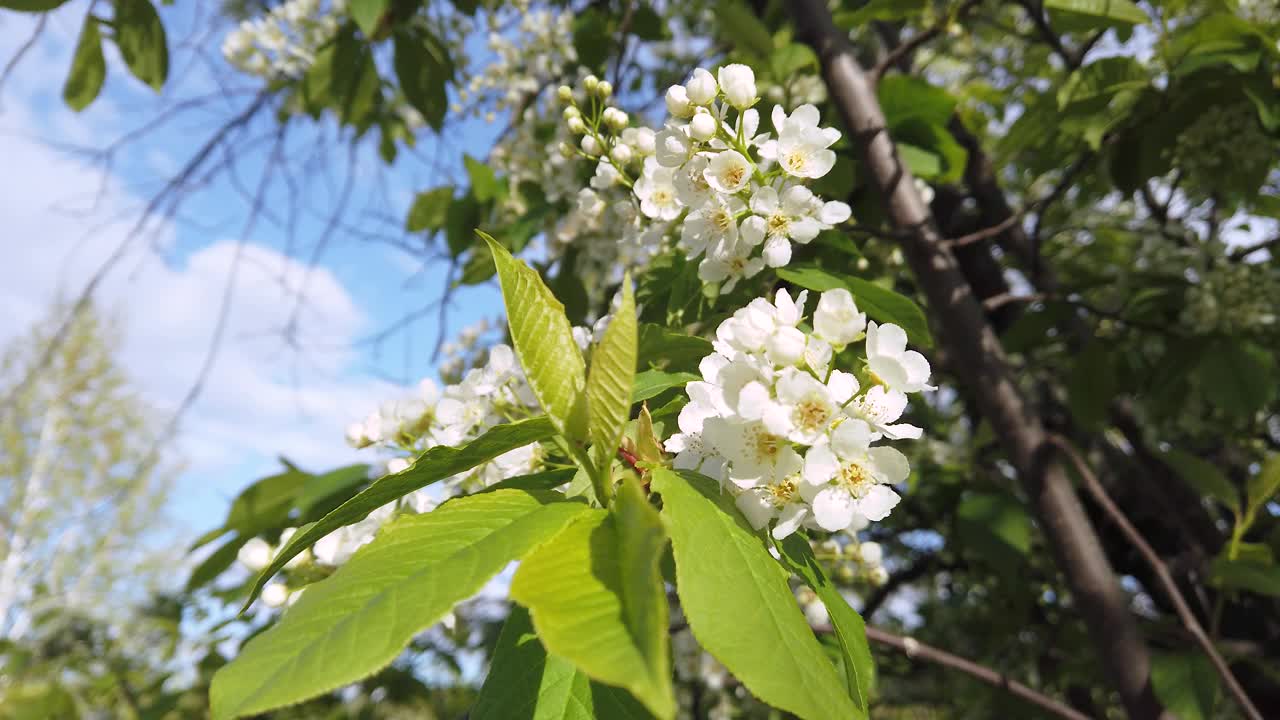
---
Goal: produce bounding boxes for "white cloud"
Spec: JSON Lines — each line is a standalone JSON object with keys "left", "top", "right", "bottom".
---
{"left": 0, "top": 98, "right": 400, "bottom": 528}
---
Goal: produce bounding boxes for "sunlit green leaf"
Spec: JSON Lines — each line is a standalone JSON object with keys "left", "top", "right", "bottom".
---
{"left": 113, "top": 0, "right": 168, "bottom": 91}
{"left": 212, "top": 491, "right": 589, "bottom": 719}
{"left": 242, "top": 417, "right": 556, "bottom": 608}
{"left": 512, "top": 479, "right": 673, "bottom": 718}
{"left": 586, "top": 279, "right": 637, "bottom": 474}
{"left": 63, "top": 15, "right": 106, "bottom": 112}
{"left": 652, "top": 469, "right": 862, "bottom": 720}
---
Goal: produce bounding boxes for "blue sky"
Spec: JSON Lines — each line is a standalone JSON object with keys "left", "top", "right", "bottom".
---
{"left": 0, "top": 2, "right": 504, "bottom": 538}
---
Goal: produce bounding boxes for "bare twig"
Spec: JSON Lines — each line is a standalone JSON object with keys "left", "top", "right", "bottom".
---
{"left": 0, "top": 14, "right": 47, "bottom": 111}
{"left": 820, "top": 625, "right": 1091, "bottom": 720}
{"left": 1047, "top": 435, "right": 1264, "bottom": 720}
{"left": 0, "top": 92, "right": 271, "bottom": 424}
{"left": 872, "top": 0, "right": 982, "bottom": 81}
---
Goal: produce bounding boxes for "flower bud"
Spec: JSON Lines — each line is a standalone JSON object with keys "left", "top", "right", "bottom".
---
{"left": 563, "top": 105, "right": 581, "bottom": 120}
{"left": 567, "top": 116, "right": 587, "bottom": 134}
{"left": 581, "top": 135, "right": 602, "bottom": 156}
{"left": 556, "top": 85, "right": 574, "bottom": 102}
{"left": 558, "top": 141, "right": 576, "bottom": 158}
{"left": 597, "top": 80, "right": 613, "bottom": 98}
{"left": 610, "top": 143, "right": 633, "bottom": 164}
{"left": 603, "top": 107, "right": 629, "bottom": 131}
{"left": 688, "top": 110, "right": 717, "bottom": 142}
{"left": 665, "top": 84, "right": 694, "bottom": 118}
{"left": 583, "top": 74, "right": 599, "bottom": 93}
{"left": 686, "top": 67, "right": 717, "bottom": 105}
{"left": 717, "top": 63, "right": 757, "bottom": 109}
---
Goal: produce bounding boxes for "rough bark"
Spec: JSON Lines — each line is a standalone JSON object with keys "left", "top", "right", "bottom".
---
{"left": 787, "top": 2, "right": 1168, "bottom": 717}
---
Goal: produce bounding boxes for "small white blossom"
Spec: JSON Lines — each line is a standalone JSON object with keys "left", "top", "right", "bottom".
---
{"left": 718, "top": 64, "right": 757, "bottom": 109}
{"left": 865, "top": 322, "right": 934, "bottom": 393}
{"left": 813, "top": 288, "right": 866, "bottom": 346}
{"left": 704, "top": 150, "right": 753, "bottom": 194}
{"left": 686, "top": 67, "right": 718, "bottom": 105}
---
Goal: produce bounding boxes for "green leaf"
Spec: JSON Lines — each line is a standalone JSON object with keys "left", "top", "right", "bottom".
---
{"left": 242, "top": 417, "right": 556, "bottom": 608}
{"left": 465, "top": 154, "right": 500, "bottom": 202}
{"left": 348, "top": 0, "right": 389, "bottom": 37}
{"left": 897, "top": 143, "right": 943, "bottom": 179}
{"left": 777, "top": 537, "right": 875, "bottom": 713}
{"left": 223, "top": 464, "right": 310, "bottom": 538}
{"left": 186, "top": 535, "right": 248, "bottom": 592}
{"left": 586, "top": 279, "right": 638, "bottom": 475}
{"left": 63, "top": 15, "right": 106, "bottom": 112}
{"left": 770, "top": 43, "right": 818, "bottom": 78}
{"left": 632, "top": 369, "right": 698, "bottom": 403}
{"left": 482, "top": 468, "right": 577, "bottom": 494}
{"left": 473, "top": 606, "right": 653, "bottom": 720}
{"left": 1209, "top": 556, "right": 1280, "bottom": 597}
{"left": 1057, "top": 57, "right": 1148, "bottom": 109}
{"left": 394, "top": 28, "right": 451, "bottom": 130}
{"left": 1168, "top": 14, "right": 1268, "bottom": 75}
{"left": 651, "top": 469, "right": 861, "bottom": 720}
{"left": 0, "top": 0, "right": 71, "bottom": 12}
{"left": 715, "top": 0, "right": 773, "bottom": 57}
{"left": 956, "top": 492, "right": 1033, "bottom": 573}
{"left": 1042, "top": 0, "right": 1147, "bottom": 26}
{"left": 113, "top": 0, "right": 168, "bottom": 91}
{"left": 878, "top": 75, "right": 956, "bottom": 128}
{"left": 211, "top": 491, "right": 589, "bottom": 719}
{"left": 637, "top": 324, "right": 712, "bottom": 373}
{"left": 446, "top": 193, "right": 480, "bottom": 257}
{"left": 293, "top": 464, "right": 370, "bottom": 519}
{"left": 406, "top": 186, "right": 453, "bottom": 232}
{"left": 834, "top": 0, "right": 926, "bottom": 28}
{"left": 512, "top": 479, "right": 673, "bottom": 718}
{"left": 1197, "top": 341, "right": 1275, "bottom": 419}
{"left": 1157, "top": 449, "right": 1239, "bottom": 513}
{"left": 572, "top": 10, "right": 610, "bottom": 70}
{"left": 1065, "top": 341, "right": 1115, "bottom": 430}
{"left": 1152, "top": 652, "right": 1219, "bottom": 720}
{"left": 482, "top": 232, "right": 590, "bottom": 445}
{"left": 1246, "top": 455, "right": 1280, "bottom": 521}
{"left": 776, "top": 266, "right": 933, "bottom": 349}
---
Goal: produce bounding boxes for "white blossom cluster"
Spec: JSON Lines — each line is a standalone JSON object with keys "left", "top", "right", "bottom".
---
{"left": 455, "top": 1, "right": 576, "bottom": 120}
{"left": 1182, "top": 261, "right": 1280, "bottom": 336}
{"left": 344, "top": 343, "right": 543, "bottom": 489}
{"left": 221, "top": 0, "right": 343, "bottom": 80}
{"left": 1172, "top": 102, "right": 1275, "bottom": 199}
{"left": 647, "top": 65, "right": 853, "bottom": 292}
{"left": 548, "top": 75, "right": 669, "bottom": 293}
{"left": 546, "top": 63, "right": 854, "bottom": 298}
{"left": 665, "top": 287, "right": 932, "bottom": 539}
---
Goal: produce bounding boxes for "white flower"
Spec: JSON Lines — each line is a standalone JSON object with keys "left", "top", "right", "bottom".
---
{"left": 634, "top": 158, "right": 682, "bottom": 220}
{"left": 703, "top": 418, "right": 803, "bottom": 489}
{"left": 689, "top": 110, "right": 718, "bottom": 142}
{"left": 767, "top": 104, "right": 840, "bottom": 179}
{"left": 623, "top": 126, "right": 656, "bottom": 155}
{"left": 261, "top": 582, "right": 290, "bottom": 608}
{"left": 697, "top": 238, "right": 765, "bottom": 294}
{"left": 813, "top": 288, "right": 866, "bottom": 346}
{"left": 849, "top": 385, "right": 922, "bottom": 440}
{"left": 345, "top": 421, "right": 370, "bottom": 448}
{"left": 237, "top": 537, "right": 273, "bottom": 572}
{"left": 610, "top": 143, "right": 632, "bottom": 164}
{"left": 590, "top": 160, "right": 620, "bottom": 189}
{"left": 686, "top": 67, "right": 718, "bottom": 105}
{"left": 664, "top": 383, "right": 727, "bottom": 478}
{"left": 387, "top": 457, "right": 411, "bottom": 474}
{"left": 735, "top": 477, "right": 809, "bottom": 539}
{"left": 704, "top": 150, "right": 752, "bottom": 194}
{"left": 674, "top": 155, "right": 715, "bottom": 207}
{"left": 759, "top": 367, "right": 858, "bottom": 444}
{"left": 718, "top": 64, "right": 757, "bottom": 109}
{"left": 655, "top": 126, "right": 693, "bottom": 168}
{"left": 681, "top": 194, "right": 745, "bottom": 257}
{"left": 801, "top": 418, "right": 909, "bottom": 529}
{"left": 865, "top": 322, "right": 934, "bottom": 393}
{"left": 665, "top": 84, "right": 694, "bottom": 118}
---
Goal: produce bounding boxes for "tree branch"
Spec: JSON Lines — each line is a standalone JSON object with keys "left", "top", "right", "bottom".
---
{"left": 788, "top": 3, "right": 1168, "bottom": 717}
{"left": 1047, "top": 435, "right": 1264, "bottom": 720}
{"left": 824, "top": 625, "right": 1092, "bottom": 720}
